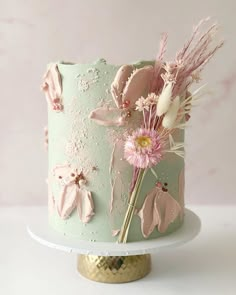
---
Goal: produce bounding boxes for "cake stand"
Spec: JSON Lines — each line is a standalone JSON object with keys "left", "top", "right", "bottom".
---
{"left": 27, "top": 208, "right": 201, "bottom": 283}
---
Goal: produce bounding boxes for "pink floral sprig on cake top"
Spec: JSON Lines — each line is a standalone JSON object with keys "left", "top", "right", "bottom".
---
{"left": 118, "top": 18, "right": 223, "bottom": 243}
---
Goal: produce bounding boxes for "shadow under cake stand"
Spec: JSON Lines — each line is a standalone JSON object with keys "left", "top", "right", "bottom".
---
{"left": 27, "top": 208, "right": 201, "bottom": 283}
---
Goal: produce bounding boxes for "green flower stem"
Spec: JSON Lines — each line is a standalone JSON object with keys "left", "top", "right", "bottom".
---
{"left": 118, "top": 168, "right": 146, "bottom": 243}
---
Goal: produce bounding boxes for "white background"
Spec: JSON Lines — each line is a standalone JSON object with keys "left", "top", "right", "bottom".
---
{"left": 0, "top": 0, "right": 235, "bottom": 206}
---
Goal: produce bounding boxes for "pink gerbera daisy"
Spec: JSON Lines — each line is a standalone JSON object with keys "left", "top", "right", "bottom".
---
{"left": 124, "top": 128, "right": 163, "bottom": 169}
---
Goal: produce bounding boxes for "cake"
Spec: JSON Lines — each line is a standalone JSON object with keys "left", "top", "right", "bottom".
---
{"left": 42, "top": 19, "right": 222, "bottom": 243}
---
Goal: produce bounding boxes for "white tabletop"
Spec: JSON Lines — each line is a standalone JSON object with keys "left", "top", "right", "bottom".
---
{"left": 1, "top": 205, "right": 236, "bottom": 295}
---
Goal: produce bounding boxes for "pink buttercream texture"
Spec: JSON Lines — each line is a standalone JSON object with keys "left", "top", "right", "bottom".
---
{"left": 89, "top": 65, "right": 153, "bottom": 126}
{"left": 41, "top": 64, "right": 63, "bottom": 111}
{"left": 138, "top": 186, "right": 182, "bottom": 237}
{"left": 52, "top": 164, "right": 94, "bottom": 223}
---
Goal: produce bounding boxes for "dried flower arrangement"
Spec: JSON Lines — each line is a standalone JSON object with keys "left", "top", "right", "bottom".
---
{"left": 117, "top": 18, "right": 223, "bottom": 243}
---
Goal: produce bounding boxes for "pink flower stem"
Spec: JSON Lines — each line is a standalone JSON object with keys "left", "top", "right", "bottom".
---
{"left": 155, "top": 115, "right": 163, "bottom": 130}
{"left": 143, "top": 110, "right": 147, "bottom": 129}
{"left": 148, "top": 104, "right": 154, "bottom": 129}
{"left": 129, "top": 167, "right": 140, "bottom": 194}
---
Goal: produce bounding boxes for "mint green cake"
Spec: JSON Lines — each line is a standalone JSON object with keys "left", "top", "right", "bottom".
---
{"left": 42, "top": 59, "right": 184, "bottom": 243}
{"left": 42, "top": 21, "right": 222, "bottom": 243}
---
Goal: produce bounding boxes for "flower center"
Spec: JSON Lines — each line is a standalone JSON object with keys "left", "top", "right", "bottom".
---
{"left": 136, "top": 136, "right": 152, "bottom": 148}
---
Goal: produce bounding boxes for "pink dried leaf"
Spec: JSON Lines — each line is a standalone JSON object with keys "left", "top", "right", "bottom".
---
{"left": 122, "top": 66, "right": 154, "bottom": 107}
{"left": 57, "top": 183, "right": 78, "bottom": 219}
{"left": 89, "top": 106, "right": 126, "bottom": 126}
{"left": 111, "top": 65, "right": 134, "bottom": 107}
{"left": 53, "top": 164, "right": 77, "bottom": 185}
{"left": 77, "top": 189, "right": 95, "bottom": 223}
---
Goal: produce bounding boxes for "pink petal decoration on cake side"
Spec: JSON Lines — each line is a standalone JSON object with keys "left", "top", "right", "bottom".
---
{"left": 138, "top": 187, "right": 160, "bottom": 238}
{"left": 156, "top": 189, "right": 182, "bottom": 233}
{"left": 109, "top": 138, "right": 130, "bottom": 213}
{"left": 89, "top": 65, "right": 152, "bottom": 128}
{"left": 53, "top": 163, "right": 95, "bottom": 222}
{"left": 138, "top": 186, "right": 182, "bottom": 237}
{"left": 111, "top": 65, "right": 134, "bottom": 108}
{"left": 77, "top": 189, "right": 95, "bottom": 223}
{"left": 57, "top": 183, "right": 78, "bottom": 219}
{"left": 53, "top": 164, "right": 72, "bottom": 176}
{"left": 41, "top": 63, "right": 63, "bottom": 111}
{"left": 89, "top": 106, "right": 126, "bottom": 126}
{"left": 53, "top": 164, "right": 77, "bottom": 186}
{"left": 112, "top": 229, "right": 120, "bottom": 237}
{"left": 122, "top": 66, "right": 154, "bottom": 107}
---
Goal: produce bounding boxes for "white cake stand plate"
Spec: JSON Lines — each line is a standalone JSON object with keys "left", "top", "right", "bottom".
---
{"left": 27, "top": 208, "right": 200, "bottom": 256}
{"left": 27, "top": 208, "right": 201, "bottom": 283}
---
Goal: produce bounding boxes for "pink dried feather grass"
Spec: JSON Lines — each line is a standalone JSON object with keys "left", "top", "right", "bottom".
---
{"left": 151, "top": 32, "right": 168, "bottom": 93}
{"left": 173, "top": 18, "right": 224, "bottom": 96}
{"left": 150, "top": 18, "right": 224, "bottom": 98}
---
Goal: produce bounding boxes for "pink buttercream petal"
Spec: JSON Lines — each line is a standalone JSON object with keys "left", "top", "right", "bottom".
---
{"left": 112, "top": 229, "right": 120, "bottom": 237}
{"left": 89, "top": 106, "right": 126, "bottom": 126}
{"left": 109, "top": 138, "right": 131, "bottom": 213}
{"left": 53, "top": 164, "right": 77, "bottom": 185}
{"left": 138, "top": 186, "right": 182, "bottom": 237}
{"left": 155, "top": 189, "right": 182, "bottom": 233}
{"left": 122, "top": 66, "right": 154, "bottom": 108}
{"left": 42, "top": 63, "right": 62, "bottom": 110}
{"left": 53, "top": 164, "right": 71, "bottom": 177}
{"left": 138, "top": 187, "right": 160, "bottom": 238}
{"left": 57, "top": 183, "right": 78, "bottom": 219}
{"left": 77, "top": 189, "right": 95, "bottom": 223}
{"left": 111, "top": 65, "right": 134, "bottom": 108}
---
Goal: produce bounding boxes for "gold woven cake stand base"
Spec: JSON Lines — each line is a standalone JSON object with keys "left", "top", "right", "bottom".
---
{"left": 77, "top": 254, "right": 151, "bottom": 283}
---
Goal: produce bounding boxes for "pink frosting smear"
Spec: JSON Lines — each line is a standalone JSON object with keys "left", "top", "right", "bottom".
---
{"left": 52, "top": 164, "right": 95, "bottom": 223}
{"left": 138, "top": 185, "right": 182, "bottom": 237}
{"left": 41, "top": 63, "right": 63, "bottom": 111}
